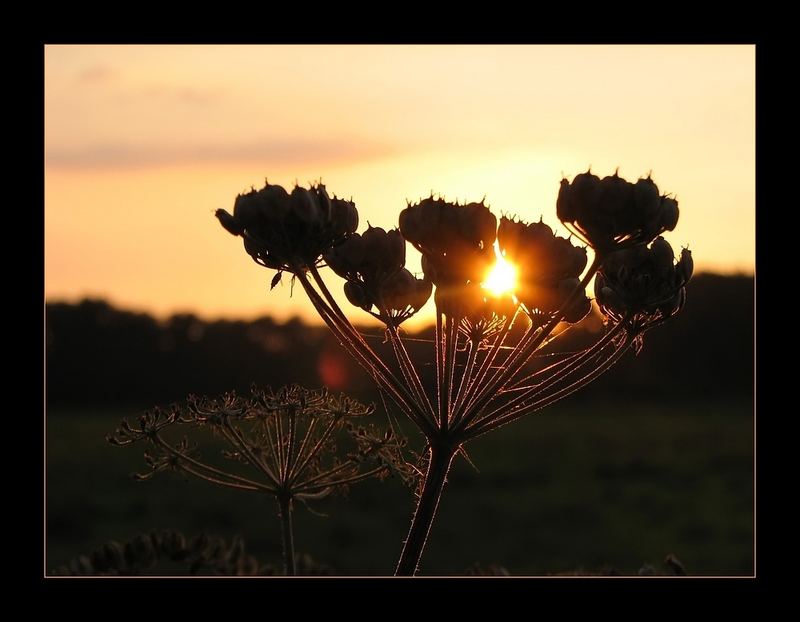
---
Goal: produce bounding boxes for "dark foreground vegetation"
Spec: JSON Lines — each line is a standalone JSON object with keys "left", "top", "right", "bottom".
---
{"left": 46, "top": 273, "right": 753, "bottom": 575}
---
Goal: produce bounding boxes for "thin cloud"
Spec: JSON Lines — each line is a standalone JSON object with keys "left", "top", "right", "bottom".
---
{"left": 75, "top": 65, "right": 115, "bottom": 85}
{"left": 139, "top": 84, "right": 221, "bottom": 106}
{"left": 45, "top": 138, "right": 397, "bottom": 170}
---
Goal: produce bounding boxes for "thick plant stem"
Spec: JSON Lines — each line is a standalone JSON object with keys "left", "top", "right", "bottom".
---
{"left": 278, "top": 495, "right": 296, "bottom": 576}
{"left": 395, "top": 444, "right": 456, "bottom": 576}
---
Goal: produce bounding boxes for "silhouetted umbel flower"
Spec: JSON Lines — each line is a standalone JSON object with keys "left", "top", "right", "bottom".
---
{"left": 595, "top": 237, "right": 692, "bottom": 332}
{"left": 213, "top": 170, "right": 695, "bottom": 576}
{"left": 108, "top": 384, "right": 413, "bottom": 575}
{"left": 325, "top": 226, "right": 431, "bottom": 324}
{"left": 400, "top": 196, "right": 496, "bottom": 288}
{"left": 497, "top": 216, "right": 590, "bottom": 324}
{"left": 557, "top": 170, "right": 679, "bottom": 254}
{"left": 215, "top": 182, "right": 358, "bottom": 272}
{"left": 108, "top": 385, "right": 411, "bottom": 494}
{"left": 400, "top": 196, "right": 500, "bottom": 319}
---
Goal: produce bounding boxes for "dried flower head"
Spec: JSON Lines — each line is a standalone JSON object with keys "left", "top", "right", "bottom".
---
{"left": 215, "top": 181, "right": 358, "bottom": 273}
{"left": 497, "top": 216, "right": 590, "bottom": 324}
{"left": 594, "top": 237, "right": 692, "bottom": 332}
{"left": 108, "top": 385, "right": 414, "bottom": 501}
{"left": 108, "top": 385, "right": 415, "bottom": 576}
{"left": 400, "top": 196, "right": 503, "bottom": 321}
{"left": 325, "top": 226, "right": 431, "bottom": 324}
{"left": 557, "top": 170, "right": 679, "bottom": 254}
{"left": 400, "top": 196, "right": 497, "bottom": 289}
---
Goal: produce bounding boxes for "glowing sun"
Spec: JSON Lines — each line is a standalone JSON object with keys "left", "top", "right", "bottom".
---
{"left": 483, "top": 244, "right": 518, "bottom": 297}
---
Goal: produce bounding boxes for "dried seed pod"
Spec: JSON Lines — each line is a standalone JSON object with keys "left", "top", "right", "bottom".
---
{"left": 678, "top": 248, "right": 693, "bottom": 282}
{"left": 661, "top": 197, "right": 680, "bottom": 232}
{"left": 215, "top": 209, "right": 243, "bottom": 235}
{"left": 399, "top": 196, "right": 496, "bottom": 290}
{"left": 557, "top": 170, "right": 680, "bottom": 253}
{"left": 650, "top": 237, "right": 675, "bottom": 276}
{"left": 563, "top": 293, "right": 592, "bottom": 324}
{"left": 596, "top": 237, "right": 693, "bottom": 331}
{"left": 330, "top": 195, "right": 358, "bottom": 234}
{"left": 344, "top": 280, "right": 371, "bottom": 310}
{"left": 216, "top": 181, "right": 361, "bottom": 273}
{"left": 289, "top": 186, "right": 323, "bottom": 228}
{"left": 498, "top": 216, "right": 589, "bottom": 322}
{"left": 326, "top": 226, "right": 429, "bottom": 324}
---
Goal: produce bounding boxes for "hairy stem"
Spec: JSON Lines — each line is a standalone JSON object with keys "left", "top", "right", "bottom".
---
{"left": 435, "top": 310, "right": 445, "bottom": 429}
{"left": 311, "top": 266, "right": 419, "bottom": 393}
{"left": 386, "top": 323, "right": 437, "bottom": 424}
{"left": 442, "top": 315, "right": 459, "bottom": 433}
{"left": 310, "top": 265, "right": 354, "bottom": 328}
{"left": 278, "top": 495, "right": 296, "bottom": 576}
{"left": 450, "top": 332, "right": 478, "bottom": 428}
{"left": 395, "top": 444, "right": 456, "bottom": 576}
{"left": 296, "top": 271, "right": 434, "bottom": 435}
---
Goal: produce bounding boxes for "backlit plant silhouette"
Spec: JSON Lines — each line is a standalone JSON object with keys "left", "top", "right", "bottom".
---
{"left": 216, "top": 170, "right": 693, "bottom": 575}
{"left": 108, "top": 384, "right": 412, "bottom": 575}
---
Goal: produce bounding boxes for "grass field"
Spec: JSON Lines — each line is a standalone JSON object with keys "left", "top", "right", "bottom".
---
{"left": 46, "top": 394, "right": 753, "bottom": 576}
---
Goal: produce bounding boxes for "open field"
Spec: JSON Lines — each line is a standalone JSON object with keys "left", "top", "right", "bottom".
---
{"left": 46, "top": 395, "right": 753, "bottom": 576}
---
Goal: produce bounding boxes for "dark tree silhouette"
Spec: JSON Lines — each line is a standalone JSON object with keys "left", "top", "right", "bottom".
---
{"left": 46, "top": 273, "right": 753, "bottom": 410}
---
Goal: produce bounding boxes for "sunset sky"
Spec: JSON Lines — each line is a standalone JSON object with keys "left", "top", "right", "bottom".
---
{"left": 45, "top": 45, "right": 755, "bottom": 326}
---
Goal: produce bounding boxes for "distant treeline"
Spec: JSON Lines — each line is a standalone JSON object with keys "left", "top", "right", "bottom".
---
{"left": 46, "top": 274, "right": 753, "bottom": 409}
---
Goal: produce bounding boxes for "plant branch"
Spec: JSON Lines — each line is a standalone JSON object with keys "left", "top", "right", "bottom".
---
{"left": 296, "top": 271, "right": 434, "bottom": 436}
{"left": 178, "top": 464, "right": 265, "bottom": 492}
{"left": 395, "top": 444, "right": 456, "bottom": 576}
{"left": 465, "top": 331, "right": 632, "bottom": 439}
{"left": 472, "top": 318, "right": 627, "bottom": 429}
{"left": 219, "top": 420, "right": 281, "bottom": 487}
{"left": 278, "top": 495, "right": 296, "bottom": 576}
{"left": 295, "top": 465, "right": 388, "bottom": 494}
{"left": 435, "top": 309, "right": 445, "bottom": 430}
{"left": 288, "top": 415, "right": 340, "bottom": 487}
{"left": 450, "top": 331, "right": 479, "bottom": 429}
{"left": 456, "top": 310, "right": 519, "bottom": 423}
{"left": 386, "top": 322, "right": 437, "bottom": 425}
{"left": 442, "top": 314, "right": 459, "bottom": 434}
{"left": 458, "top": 255, "right": 602, "bottom": 430}
{"left": 153, "top": 435, "right": 273, "bottom": 493}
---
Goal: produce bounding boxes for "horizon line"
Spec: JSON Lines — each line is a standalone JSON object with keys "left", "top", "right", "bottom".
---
{"left": 45, "top": 270, "right": 755, "bottom": 326}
